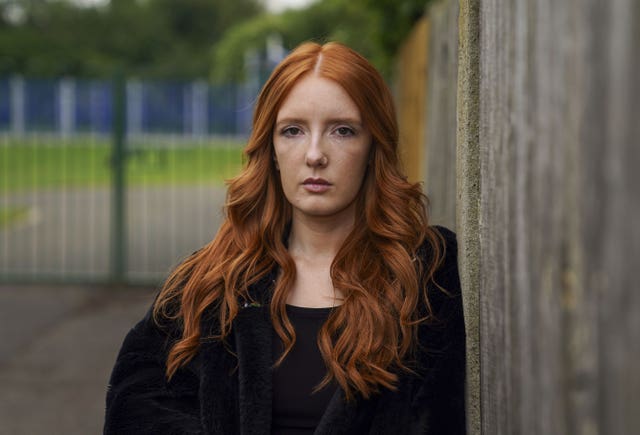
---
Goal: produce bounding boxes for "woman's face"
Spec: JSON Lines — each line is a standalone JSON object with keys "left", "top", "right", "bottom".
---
{"left": 273, "top": 74, "right": 372, "bottom": 223}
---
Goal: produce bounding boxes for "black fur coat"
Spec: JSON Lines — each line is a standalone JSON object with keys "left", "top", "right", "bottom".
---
{"left": 104, "top": 226, "right": 466, "bottom": 434}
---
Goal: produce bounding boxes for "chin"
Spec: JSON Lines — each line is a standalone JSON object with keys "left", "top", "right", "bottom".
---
{"left": 298, "top": 208, "right": 336, "bottom": 217}
{"left": 294, "top": 204, "right": 356, "bottom": 220}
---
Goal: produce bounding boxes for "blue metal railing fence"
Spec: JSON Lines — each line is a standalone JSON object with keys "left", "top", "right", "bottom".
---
{"left": 1, "top": 75, "right": 256, "bottom": 285}
{"left": 0, "top": 76, "right": 256, "bottom": 138}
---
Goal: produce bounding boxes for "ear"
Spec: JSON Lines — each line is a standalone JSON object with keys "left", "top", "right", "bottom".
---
{"left": 273, "top": 154, "right": 280, "bottom": 171}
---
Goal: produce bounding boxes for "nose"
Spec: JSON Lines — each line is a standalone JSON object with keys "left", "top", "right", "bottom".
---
{"left": 305, "top": 134, "right": 328, "bottom": 168}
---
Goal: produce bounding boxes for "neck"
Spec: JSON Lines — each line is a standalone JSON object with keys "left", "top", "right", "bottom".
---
{"left": 287, "top": 211, "right": 355, "bottom": 261}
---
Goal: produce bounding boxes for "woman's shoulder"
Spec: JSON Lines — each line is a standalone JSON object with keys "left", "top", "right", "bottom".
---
{"left": 431, "top": 224, "right": 459, "bottom": 280}
{"left": 430, "top": 224, "right": 457, "bottom": 241}
{"left": 418, "top": 225, "right": 459, "bottom": 280}
{"left": 404, "top": 225, "right": 466, "bottom": 434}
{"left": 412, "top": 225, "right": 465, "bottom": 360}
{"left": 119, "top": 303, "right": 179, "bottom": 357}
{"left": 416, "top": 225, "right": 462, "bottom": 318}
{"left": 116, "top": 283, "right": 190, "bottom": 359}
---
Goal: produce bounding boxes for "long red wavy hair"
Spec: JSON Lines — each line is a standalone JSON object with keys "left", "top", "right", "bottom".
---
{"left": 153, "top": 41, "right": 445, "bottom": 400}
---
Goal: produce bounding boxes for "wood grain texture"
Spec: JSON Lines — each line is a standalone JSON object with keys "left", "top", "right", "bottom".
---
{"left": 472, "top": 0, "right": 640, "bottom": 433}
{"left": 411, "top": 0, "right": 640, "bottom": 433}
{"left": 396, "top": 16, "right": 430, "bottom": 184}
{"left": 424, "top": 0, "right": 459, "bottom": 228}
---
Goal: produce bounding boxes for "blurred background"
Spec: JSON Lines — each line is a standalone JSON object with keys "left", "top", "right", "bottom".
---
{"left": 1, "top": 0, "right": 638, "bottom": 434}
{"left": 0, "top": 0, "right": 433, "bottom": 433}
{"left": 0, "top": 0, "right": 426, "bottom": 284}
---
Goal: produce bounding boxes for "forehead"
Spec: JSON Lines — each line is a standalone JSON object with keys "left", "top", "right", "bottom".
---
{"left": 276, "top": 74, "right": 362, "bottom": 121}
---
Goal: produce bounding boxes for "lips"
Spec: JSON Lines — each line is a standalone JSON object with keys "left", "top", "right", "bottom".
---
{"left": 303, "top": 177, "right": 331, "bottom": 186}
{"left": 302, "top": 177, "right": 332, "bottom": 193}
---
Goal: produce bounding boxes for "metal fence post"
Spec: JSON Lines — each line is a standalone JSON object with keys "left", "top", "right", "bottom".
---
{"left": 111, "top": 72, "right": 127, "bottom": 284}
{"left": 59, "top": 78, "right": 75, "bottom": 137}
{"left": 10, "top": 75, "right": 25, "bottom": 136}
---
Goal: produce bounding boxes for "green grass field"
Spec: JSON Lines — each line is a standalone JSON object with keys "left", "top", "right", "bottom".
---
{"left": 1, "top": 136, "right": 245, "bottom": 192}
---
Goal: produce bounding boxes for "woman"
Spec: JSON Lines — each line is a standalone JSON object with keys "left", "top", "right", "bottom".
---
{"left": 105, "top": 41, "right": 466, "bottom": 434}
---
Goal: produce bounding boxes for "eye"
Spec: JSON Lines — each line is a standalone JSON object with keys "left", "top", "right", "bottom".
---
{"left": 281, "top": 126, "right": 303, "bottom": 137}
{"left": 335, "top": 126, "right": 355, "bottom": 137}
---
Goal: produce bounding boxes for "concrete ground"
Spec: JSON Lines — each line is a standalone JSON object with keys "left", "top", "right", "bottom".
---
{"left": 0, "top": 284, "right": 157, "bottom": 435}
{"left": 0, "top": 183, "right": 227, "bottom": 434}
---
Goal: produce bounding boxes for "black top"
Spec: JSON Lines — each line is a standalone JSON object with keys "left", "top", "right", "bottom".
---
{"left": 271, "top": 304, "right": 336, "bottom": 435}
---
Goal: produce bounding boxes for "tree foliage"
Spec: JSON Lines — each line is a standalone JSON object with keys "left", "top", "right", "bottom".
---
{"left": 211, "top": 0, "right": 432, "bottom": 82}
{"left": 0, "top": 0, "right": 431, "bottom": 80}
{"left": 0, "top": 0, "right": 264, "bottom": 78}
{"left": 211, "top": 0, "right": 385, "bottom": 83}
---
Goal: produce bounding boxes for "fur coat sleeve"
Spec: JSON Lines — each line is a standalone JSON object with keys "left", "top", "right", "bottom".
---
{"left": 104, "top": 309, "right": 204, "bottom": 434}
{"left": 104, "top": 225, "right": 466, "bottom": 434}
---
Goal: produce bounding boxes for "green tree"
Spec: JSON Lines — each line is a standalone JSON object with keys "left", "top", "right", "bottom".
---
{"left": 361, "top": 0, "right": 433, "bottom": 57}
{"left": 0, "top": 0, "right": 264, "bottom": 78}
{"left": 211, "top": 0, "right": 385, "bottom": 83}
{"left": 210, "top": 0, "right": 433, "bottom": 83}
{"left": 0, "top": 0, "right": 432, "bottom": 80}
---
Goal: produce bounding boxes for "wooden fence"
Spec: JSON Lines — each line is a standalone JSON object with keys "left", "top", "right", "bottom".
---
{"left": 395, "top": 0, "right": 640, "bottom": 434}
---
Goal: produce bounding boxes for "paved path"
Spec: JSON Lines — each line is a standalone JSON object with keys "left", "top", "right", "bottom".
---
{"left": 0, "top": 284, "right": 156, "bottom": 435}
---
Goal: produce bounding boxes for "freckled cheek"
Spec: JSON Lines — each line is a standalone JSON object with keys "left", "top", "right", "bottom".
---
{"left": 274, "top": 157, "right": 302, "bottom": 196}
{"left": 340, "top": 150, "right": 370, "bottom": 172}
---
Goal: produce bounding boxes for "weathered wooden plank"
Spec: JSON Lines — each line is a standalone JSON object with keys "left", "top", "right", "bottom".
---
{"left": 400, "top": 0, "right": 638, "bottom": 433}
{"left": 396, "top": 16, "right": 430, "bottom": 184}
{"left": 594, "top": 0, "right": 640, "bottom": 433}
{"left": 424, "top": 0, "right": 459, "bottom": 228}
{"left": 467, "top": 0, "right": 640, "bottom": 433}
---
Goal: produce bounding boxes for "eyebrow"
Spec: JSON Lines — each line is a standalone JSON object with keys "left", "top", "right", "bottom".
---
{"left": 275, "top": 117, "right": 364, "bottom": 127}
